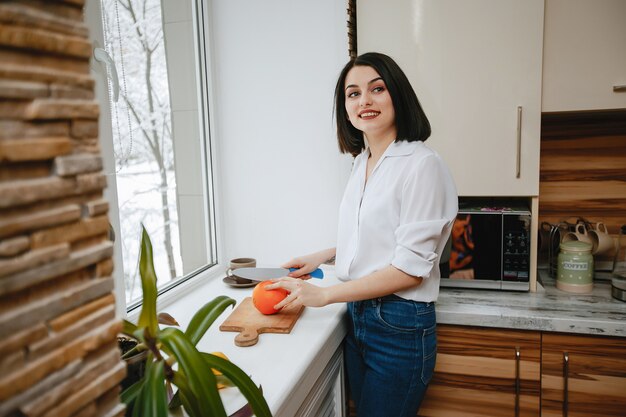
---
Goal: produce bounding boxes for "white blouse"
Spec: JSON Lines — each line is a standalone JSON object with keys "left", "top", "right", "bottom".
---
{"left": 335, "top": 140, "right": 458, "bottom": 302}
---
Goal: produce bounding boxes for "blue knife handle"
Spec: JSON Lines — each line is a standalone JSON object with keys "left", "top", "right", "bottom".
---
{"left": 288, "top": 267, "right": 324, "bottom": 279}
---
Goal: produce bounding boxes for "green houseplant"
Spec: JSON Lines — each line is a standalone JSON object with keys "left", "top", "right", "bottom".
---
{"left": 120, "top": 225, "right": 272, "bottom": 417}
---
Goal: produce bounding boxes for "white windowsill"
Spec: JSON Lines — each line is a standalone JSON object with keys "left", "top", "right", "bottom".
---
{"left": 125, "top": 266, "right": 348, "bottom": 416}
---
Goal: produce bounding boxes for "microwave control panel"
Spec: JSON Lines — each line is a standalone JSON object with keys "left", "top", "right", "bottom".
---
{"left": 502, "top": 214, "right": 531, "bottom": 281}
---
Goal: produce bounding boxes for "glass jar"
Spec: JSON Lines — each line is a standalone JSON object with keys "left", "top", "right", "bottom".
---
{"left": 556, "top": 241, "right": 593, "bottom": 293}
{"left": 613, "top": 225, "right": 626, "bottom": 279}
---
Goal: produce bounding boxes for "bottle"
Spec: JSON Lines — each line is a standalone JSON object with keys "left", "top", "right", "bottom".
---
{"left": 613, "top": 225, "right": 626, "bottom": 279}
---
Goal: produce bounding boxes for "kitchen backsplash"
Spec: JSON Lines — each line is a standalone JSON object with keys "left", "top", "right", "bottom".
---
{"left": 539, "top": 109, "right": 626, "bottom": 265}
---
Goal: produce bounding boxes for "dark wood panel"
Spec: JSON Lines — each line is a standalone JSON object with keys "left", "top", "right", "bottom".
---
{"left": 436, "top": 324, "right": 542, "bottom": 360}
{"left": 541, "top": 135, "right": 626, "bottom": 152}
{"left": 419, "top": 325, "right": 541, "bottom": 417}
{"left": 539, "top": 110, "right": 626, "bottom": 238}
{"left": 541, "top": 109, "right": 626, "bottom": 139}
{"left": 419, "top": 385, "right": 539, "bottom": 417}
{"left": 540, "top": 170, "right": 626, "bottom": 182}
{"left": 541, "top": 333, "right": 626, "bottom": 417}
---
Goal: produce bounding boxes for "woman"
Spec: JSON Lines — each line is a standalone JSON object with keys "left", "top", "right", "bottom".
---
{"left": 266, "top": 52, "right": 458, "bottom": 416}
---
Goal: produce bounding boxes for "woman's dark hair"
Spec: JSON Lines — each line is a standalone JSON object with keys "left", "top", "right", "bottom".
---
{"left": 334, "top": 52, "right": 431, "bottom": 156}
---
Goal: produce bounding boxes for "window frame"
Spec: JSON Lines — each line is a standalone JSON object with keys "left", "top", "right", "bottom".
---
{"left": 87, "top": 0, "right": 225, "bottom": 317}
{"left": 125, "top": 0, "right": 222, "bottom": 314}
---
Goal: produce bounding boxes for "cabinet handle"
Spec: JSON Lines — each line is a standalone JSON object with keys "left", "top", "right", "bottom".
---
{"left": 515, "top": 347, "right": 520, "bottom": 417}
{"left": 563, "top": 352, "right": 569, "bottom": 417}
{"left": 516, "top": 106, "right": 522, "bottom": 179}
{"left": 613, "top": 85, "right": 626, "bottom": 92}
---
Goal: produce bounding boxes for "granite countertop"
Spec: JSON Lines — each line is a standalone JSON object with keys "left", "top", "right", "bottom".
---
{"left": 436, "top": 269, "right": 626, "bottom": 337}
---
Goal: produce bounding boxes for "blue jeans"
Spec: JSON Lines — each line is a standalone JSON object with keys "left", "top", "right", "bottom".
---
{"left": 345, "top": 294, "right": 437, "bottom": 417}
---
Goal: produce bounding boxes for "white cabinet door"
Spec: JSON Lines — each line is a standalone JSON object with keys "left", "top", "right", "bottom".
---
{"left": 542, "top": 0, "right": 626, "bottom": 112}
{"left": 295, "top": 348, "right": 345, "bottom": 417}
{"left": 357, "top": 0, "right": 543, "bottom": 196}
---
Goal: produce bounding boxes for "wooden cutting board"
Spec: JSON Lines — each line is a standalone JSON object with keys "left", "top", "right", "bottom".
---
{"left": 219, "top": 297, "right": 305, "bottom": 347}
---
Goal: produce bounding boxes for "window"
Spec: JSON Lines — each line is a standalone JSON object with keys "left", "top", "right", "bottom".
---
{"left": 92, "top": 0, "right": 216, "bottom": 310}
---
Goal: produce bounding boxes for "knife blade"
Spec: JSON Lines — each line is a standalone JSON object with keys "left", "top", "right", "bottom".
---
{"left": 231, "top": 267, "right": 324, "bottom": 281}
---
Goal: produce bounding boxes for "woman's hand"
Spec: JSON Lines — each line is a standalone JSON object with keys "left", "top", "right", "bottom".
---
{"left": 265, "top": 277, "right": 330, "bottom": 310}
{"left": 281, "top": 249, "right": 334, "bottom": 279}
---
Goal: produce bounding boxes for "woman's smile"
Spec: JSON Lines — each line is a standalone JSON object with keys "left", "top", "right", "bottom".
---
{"left": 358, "top": 110, "right": 381, "bottom": 119}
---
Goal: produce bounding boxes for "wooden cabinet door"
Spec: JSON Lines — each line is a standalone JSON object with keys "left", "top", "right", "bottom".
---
{"left": 541, "top": 333, "right": 626, "bottom": 417}
{"left": 357, "top": 0, "right": 544, "bottom": 196}
{"left": 418, "top": 325, "right": 541, "bottom": 417}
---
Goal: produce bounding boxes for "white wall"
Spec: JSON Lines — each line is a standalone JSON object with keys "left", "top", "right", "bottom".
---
{"left": 209, "top": 0, "right": 353, "bottom": 266}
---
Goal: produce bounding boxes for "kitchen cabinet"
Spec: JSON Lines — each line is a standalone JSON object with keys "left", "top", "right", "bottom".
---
{"left": 357, "top": 0, "right": 543, "bottom": 196}
{"left": 419, "top": 325, "right": 626, "bottom": 417}
{"left": 419, "top": 325, "right": 541, "bottom": 417}
{"left": 542, "top": 0, "right": 626, "bottom": 112}
{"left": 295, "top": 347, "right": 345, "bottom": 417}
{"left": 541, "top": 332, "right": 626, "bottom": 417}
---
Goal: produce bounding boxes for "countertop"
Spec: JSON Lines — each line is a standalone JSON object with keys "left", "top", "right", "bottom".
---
{"left": 436, "top": 269, "right": 626, "bottom": 337}
{"left": 157, "top": 267, "right": 347, "bottom": 417}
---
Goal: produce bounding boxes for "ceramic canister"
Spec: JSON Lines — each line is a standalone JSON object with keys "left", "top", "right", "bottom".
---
{"left": 556, "top": 241, "right": 593, "bottom": 294}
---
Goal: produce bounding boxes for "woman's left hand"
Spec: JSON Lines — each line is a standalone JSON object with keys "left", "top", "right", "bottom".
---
{"left": 265, "top": 277, "right": 329, "bottom": 310}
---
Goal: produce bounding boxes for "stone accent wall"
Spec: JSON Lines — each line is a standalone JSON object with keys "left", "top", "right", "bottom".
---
{"left": 0, "top": 1, "right": 125, "bottom": 416}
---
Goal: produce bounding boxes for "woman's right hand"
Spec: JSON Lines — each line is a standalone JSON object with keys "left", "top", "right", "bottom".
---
{"left": 281, "top": 248, "right": 334, "bottom": 279}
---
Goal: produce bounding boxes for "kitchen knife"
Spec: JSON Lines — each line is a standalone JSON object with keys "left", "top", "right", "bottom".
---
{"left": 231, "top": 267, "right": 324, "bottom": 281}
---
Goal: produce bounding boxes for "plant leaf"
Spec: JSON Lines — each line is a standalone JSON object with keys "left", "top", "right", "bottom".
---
{"left": 137, "top": 224, "right": 158, "bottom": 335}
{"left": 160, "top": 327, "right": 227, "bottom": 417}
{"left": 185, "top": 296, "right": 236, "bottom": 346}
{"left": 202, "top": 353, "right": 272, "bottom": 417}
{"left": 169, "top": 374, "right": 234, "bottom": 410}
{"left": 123, "top": 319, "right": 139, "bottom": 336}
{"left": 136, "top": 360, "right": 168, "bottom": 417}
{"left": 120, "top": 378, "right": 144, "bottom": 406}
{"left": 158, "top": 312, "right": 180, "bottom": 326}
{"left": 168, "top": 390, "right": 182, "bottom": 410}
{"left": 121, "top": 343, "right": 147, "bottom": 360}
{"left": 171, "top": 372, "right": 201, "bottom": 417}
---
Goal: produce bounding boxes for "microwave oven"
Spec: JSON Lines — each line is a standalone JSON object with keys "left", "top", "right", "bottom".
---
{"left": 440, "top": 206, "right": 531, "bottom": 291}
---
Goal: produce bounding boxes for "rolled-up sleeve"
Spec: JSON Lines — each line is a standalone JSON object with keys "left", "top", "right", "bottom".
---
{"left": 391, "top": 154, "right": 458, "bottom": 279}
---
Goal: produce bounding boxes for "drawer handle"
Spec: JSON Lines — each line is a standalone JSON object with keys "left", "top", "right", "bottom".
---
{"left": 613, "top": 85, "right": 626, "bottom": 92}
{"left": 563, "top": 352, "right": 569, "bottom": 417}
{"left": 516, "top": 106, "right": 522, "bottom": 179}
{"left": 515, "top": 346, "right": 520, "bottom": 417}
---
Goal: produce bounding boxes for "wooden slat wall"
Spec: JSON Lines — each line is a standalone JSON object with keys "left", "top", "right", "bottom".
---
{"left": 539, "top": 110, "right": 626, "bottom": 259}
{"left": 0, "top": 1, "right": 126, "bottom": 416}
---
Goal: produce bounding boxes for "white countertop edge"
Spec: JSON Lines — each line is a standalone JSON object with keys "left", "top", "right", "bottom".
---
{"left": 273, "top": 308, "right": 347, "bottom": 417}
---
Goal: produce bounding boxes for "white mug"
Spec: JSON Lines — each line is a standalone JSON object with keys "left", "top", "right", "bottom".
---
{"left": 589, "top": 222, "right": 615, "bottom": 255}
{"left": 227, "top": 257, "right": 256, "bottom": 283}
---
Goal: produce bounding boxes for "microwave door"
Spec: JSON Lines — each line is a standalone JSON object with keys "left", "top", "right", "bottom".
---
{"left": 468, "top": 213, "right": 503, "bottom": 280}
{"left": 448, "top": 213, "right": 502, "bottom": 283}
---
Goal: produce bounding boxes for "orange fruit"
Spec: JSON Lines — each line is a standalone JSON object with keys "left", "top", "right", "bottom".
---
{"left": 252, "top": 280, "right": 289, "bottom": 315}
